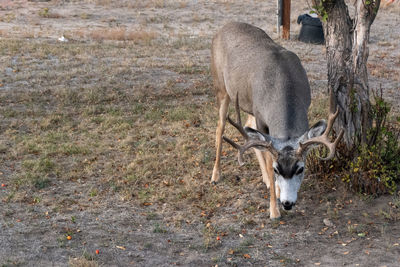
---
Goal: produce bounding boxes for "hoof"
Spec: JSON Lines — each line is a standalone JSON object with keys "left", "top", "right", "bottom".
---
{"left": 211, "top": 169, "right": 220, "bottom": 184}
{"left": 269, "top": 208, "right": 281, "bottom": 220}
{"left": 270, "top": 216, "right": 281, "bottom": 221}
{"left": 263, "top": 177, "right": 270, "bottom": 188}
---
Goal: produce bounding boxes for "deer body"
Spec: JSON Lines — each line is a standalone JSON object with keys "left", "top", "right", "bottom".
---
{"left": 211, "top": 22, "right": 343, "bottom": 219}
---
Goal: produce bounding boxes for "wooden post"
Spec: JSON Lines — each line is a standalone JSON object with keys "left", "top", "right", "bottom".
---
{"left": 282, "top": 0, "right": 291, "bottom": 39}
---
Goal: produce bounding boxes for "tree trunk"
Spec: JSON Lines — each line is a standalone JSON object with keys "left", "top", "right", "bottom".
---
{"left": 351, "top": 0, "right": 380, "bottom": 143}
{"left": 312, "top": 0, "right": 380, "bottom": 149}
{"left": 323, "top": 1, "right": 356, "bottom": 148}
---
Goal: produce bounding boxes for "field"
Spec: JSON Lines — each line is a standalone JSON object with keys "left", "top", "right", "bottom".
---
{"left": 1, "top": 0, "right": 400, "bottom": 266}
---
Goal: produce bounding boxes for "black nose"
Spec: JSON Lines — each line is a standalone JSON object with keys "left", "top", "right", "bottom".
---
{"left": 282, "top": 201, "right": 294, "bottom": 210}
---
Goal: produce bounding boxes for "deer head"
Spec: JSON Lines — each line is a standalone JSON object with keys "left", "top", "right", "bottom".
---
{"left": 223, "top": 97, "right": 344, "bottom": 210}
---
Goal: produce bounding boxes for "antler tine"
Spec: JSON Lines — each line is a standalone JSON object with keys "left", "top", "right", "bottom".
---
{"left": 226, "top": 93, "right": 249, "bottom": 140}
{"left": 226, "top": 116, "right": 248, "bottom": 140}
{"left": 223, "top": 137, "right": 275, "bottom": 166}
{"left": 223, "top": 93, "right": 275, "bottom": 166}
{"left": 325, "top": 107, "right": 339, "bottom": 136}
{"left": 298, "top": 108, "right": 344, "bottom": 160}
{"left": 222, "top": 136, "right": 246, "bottom": 166}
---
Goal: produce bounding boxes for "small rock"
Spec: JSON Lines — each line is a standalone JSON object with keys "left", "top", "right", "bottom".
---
{"left": 58, "top": 36, "right": 68, "bottom": 42}
{"left": 323, "top": 218, "right": 334, "bottom": 227}
{"left": 5, "top": 68, "right": 13, "bottom": 75}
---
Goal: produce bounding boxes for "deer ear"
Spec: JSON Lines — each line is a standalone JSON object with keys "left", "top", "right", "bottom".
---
{"left": 244, "top": 127, "right": 266, "bottom": 141}
{"left": 244, "top": 127, "right": 271, "bottom": 142}
{"left": 244, "top": 127, "right": 278, "bottom": 154}
{"left": 306, "top": 120, "right": 327, "bottom": 139}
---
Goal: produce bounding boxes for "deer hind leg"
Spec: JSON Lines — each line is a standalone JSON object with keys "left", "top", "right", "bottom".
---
{"left": 211, "top": 95, "right": 230, "bottom": 184}
{"left": 245, "top": 115, "right": 271, "bottom": 188}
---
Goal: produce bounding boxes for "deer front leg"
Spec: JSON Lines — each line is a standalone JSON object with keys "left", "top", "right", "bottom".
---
{"left": 255, "top": 150, "right": 271, "bottom": 188}
{"left": 245, "top": 115, "right": 271, "bottom": 188}
{"left": 275, "top": 184, "right": 281, "bottom": 200}
{"left": 265, "top": 151, "right": 280, "bottom": 219}
{"left": 211, "top": 96, "right": 230, "bottom": 184}
{"left": 243, "top": 115, "right": 279, "bottom": 218}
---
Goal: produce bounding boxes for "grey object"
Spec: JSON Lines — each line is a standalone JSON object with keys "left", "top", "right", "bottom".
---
{"left": 297, "top": 14, "right": 325, "bottom": 45}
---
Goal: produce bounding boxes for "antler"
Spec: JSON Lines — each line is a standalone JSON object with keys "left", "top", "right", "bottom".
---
{"left": 223, "top": 94, "right": 277, "bottom": 166}
{"left": 297, "top": 108, "right": 344, "bottom": 160}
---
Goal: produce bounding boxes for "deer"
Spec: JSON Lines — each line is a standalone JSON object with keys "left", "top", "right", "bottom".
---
{"left": 210, "top": 22, "right": 343, "bottom": 219}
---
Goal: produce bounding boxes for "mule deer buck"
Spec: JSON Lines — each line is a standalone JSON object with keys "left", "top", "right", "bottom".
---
{"left": 210, "top": 22, "right": 343, "bottom": 219}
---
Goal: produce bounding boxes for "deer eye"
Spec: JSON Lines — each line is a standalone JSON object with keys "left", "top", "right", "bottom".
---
{"left": 295, "top": 167, "right": 304, "bottom": 175}
{"left": 273, "top": 167, "right": 280, "bottom": 175}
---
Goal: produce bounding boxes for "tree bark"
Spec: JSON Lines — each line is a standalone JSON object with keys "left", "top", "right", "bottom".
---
{"left": 351, "top": 0, "right": 380, "bottom": 143}
{"left": 312, "top": 0, "right": 380, "bottom": 149}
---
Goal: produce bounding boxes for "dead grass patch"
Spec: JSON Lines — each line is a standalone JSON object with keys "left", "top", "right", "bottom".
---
{"left": 90, "top": 28, "right": 126, "bottom": 41}
{"left": 73, "top": 28, "right": 157, "bottom": 43}
{"left": 140, "top": 0, "right": 189, "bottom": 8}
{"left": 307, "top": 93, "right": 329, "bottom": 125}
{"left": 381, "top": 0, "right": 400, "bottom": 12}
{"left": 0, "top": 27, "right": 36, "bottom": 38}
{"left": 0, "top": 36, "right": 221, "bottom": 214}
{"left": 69, "top": 257, "right": 98, "bottom": 267}
{"left": 368, "top": 62, "right": 400, "bottom": 81}
{"left": 68, "top": 0, "right": 188, "bottom": 8}
{"left": 38, "top": 7, "right": 64, "bottom": 19}
{"left": 125, "top": 30, "right": 158, "bottom": 43}
{"left": 171, "top": 35, "right": 210, "bottom": 51}
{"left": 79, "top": 13, "right": 91, "bottom": 19}
{"left": 0, "top": 13, "right": 16, "bottom": 22}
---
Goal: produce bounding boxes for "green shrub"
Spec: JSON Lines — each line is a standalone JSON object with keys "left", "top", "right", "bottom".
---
{"left": 343, "top": 89, "right": 400, "bottom": 195}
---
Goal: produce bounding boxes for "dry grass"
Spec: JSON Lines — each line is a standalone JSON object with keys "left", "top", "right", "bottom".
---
{"left": 89, "top": 28, "right": 126, "bottom": 41}
{"left": 73, "top": 28, "right": 158, "bottom": 43}
{"left": 368, "top": 62, "right": 400, "bottom": 81}
{"left": 0, "top": 28, "right": 35, "bottom": 38}
{"left": 38, "top": 7, "right": 64, "bottom": 19}
{"left": 0, "top": 37, "right": 225, "bottom": 218}
{"left": 0, "top": 12, "right": 16, "bottom": 22}
{"left": 0, "top": 35, "right": 396, "bottom": 217}
{"left": 307, "top": 93, "right": 329, "bottom": 125}
{"left": 125, "top": 30, "right": 158, "bottom": 43}
{"left": 66, "top": 0, "right": 189, "bottom": 8}
{"left": 382, "top": 0, "right": 400, "bottom": 10}
{"left": 69, "top": 257, "right": 98, "bottom": 267}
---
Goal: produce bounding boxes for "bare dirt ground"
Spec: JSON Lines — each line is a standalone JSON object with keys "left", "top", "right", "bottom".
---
{"left": 0, "top": 0, "right": 400, "bottom": 266}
